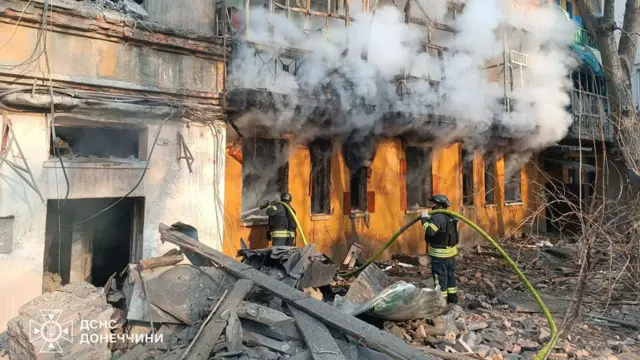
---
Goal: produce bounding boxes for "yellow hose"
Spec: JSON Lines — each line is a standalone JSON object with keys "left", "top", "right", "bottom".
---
{"left": 276, "top": 201, "right": 308, "bottom": 245}
{"left": 339, "top": 209, "right": 557, "bottom": 360}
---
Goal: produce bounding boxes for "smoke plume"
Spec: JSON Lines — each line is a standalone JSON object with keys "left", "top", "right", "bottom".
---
{"left": 228, "top": 0, "right": 577, "bottom": 165}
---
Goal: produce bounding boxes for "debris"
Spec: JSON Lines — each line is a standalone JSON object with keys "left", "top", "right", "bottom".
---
{"left": 468, "top": 321, "right": 489, "bottom": 331}
{"left": 538, "top": 328, "right": 551, "bottom": 343}
{"left": 303, "top": 287, "right": 323, "bottom": 301}
{"left": 289, "top": 306, "right": 347, "bottom": 360}
{"left": 482, "top": 328, "right": 515, "bottom": 351}
{"left": 342, "top": 263, "right": 392, "bottom": 305}
{"left": 7, "top": 282, "right": 114, "bottom": 360}
{"left": 243, "top": 329, "right": 300, "bottom": 354}
{"left": 179, "top": 291, "right": 226, "bottom": 360}
{"left": 339, "top": 277, "right": 446, "bottom": 321}
{"left": 219, "top": 309, "right": 243, "bottom": 356}
{"left": 184, "top": 279, "right": 253, "bottom": 360}
{"left": 236, "top": 301, "right": 293, "bottom": 327}
{"left": 342, "top": 243, "right": 363, "bottom": 268}
{"left": 159, "top": 223, "right": 433, "bottom": 359}
{"left": 391, "top": 254, "right": 430, "bottom": 267}
{"left": 42, "top": 271, "right": 62, "bottom": 293}
{"left": 238, "top": 244, "right": 337, "bottom": 290}
{"left": 139, "top": 254, "right": 185, "bottom": 271}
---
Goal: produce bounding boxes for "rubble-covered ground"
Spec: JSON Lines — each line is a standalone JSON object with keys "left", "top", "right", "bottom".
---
{"left": 2, "top": 227, "right": 640, "bottom": 360}
{"left": 349, "top": 234, "right": 640, "bottom": 360}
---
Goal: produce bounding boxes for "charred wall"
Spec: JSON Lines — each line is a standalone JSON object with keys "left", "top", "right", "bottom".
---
{"left": 223, "top": 134, "right": 542, "bottom": 262}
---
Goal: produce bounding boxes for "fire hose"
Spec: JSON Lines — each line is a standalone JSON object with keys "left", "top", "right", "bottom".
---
{"left": 260, "top": 201, "right": 308, "bottom": 245}
{"left": 337, "top": 209, "right": 557, "bottom": 360}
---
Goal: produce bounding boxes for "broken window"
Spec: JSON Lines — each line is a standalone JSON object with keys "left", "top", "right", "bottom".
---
{"left": 484, "top": 154, "right": 497, "bottom": 205}
{"left": 405, "top": 146, "right": 433, "bottom": 210}
{"left": 461, "top": 149, "right": 474, "bottom": 206}
{"left": 342, "top": 135, "right": 376, "bottom": 214}
{"left": 241, "top": 138, "right": 289, "bottom": 221}
{"left": 50, "top": 124, "right": 146, "bottom": 160}
{"left": 349, "top": 167, "right": 368, "bottom": 212}
{"left": 504, "top": 167, "right": 523, "bottom": 203}
{"left": 309, "top": 139, "right": 332, "bottom": 215}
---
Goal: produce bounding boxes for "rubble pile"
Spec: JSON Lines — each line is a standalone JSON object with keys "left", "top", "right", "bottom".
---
{"left": 4, "top": 225, "right": 640, "bottom": 360}
{"left": 357, "top": 236, "right": 640, "bottom": 360}
{"left": 3, "top": 224, "right": 435, "bottom": 360}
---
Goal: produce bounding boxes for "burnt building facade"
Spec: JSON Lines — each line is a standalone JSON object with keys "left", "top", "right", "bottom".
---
{"left": 220, "top": 0, "right": 553, "bottom": 261}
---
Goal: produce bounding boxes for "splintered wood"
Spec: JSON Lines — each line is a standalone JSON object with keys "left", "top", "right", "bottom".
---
{"left": 159, "top": 223, "right": 436, "bottom": 360}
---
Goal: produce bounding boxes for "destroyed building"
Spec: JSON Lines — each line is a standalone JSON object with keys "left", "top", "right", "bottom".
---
{"left": 0, "top": 0, "right": 227, "bottom": 331}
{"left": 0, "top": 0, "right": 621, "bottom": 340}
{"left": 221, "top": 0, "right": 615, "bottom": 260}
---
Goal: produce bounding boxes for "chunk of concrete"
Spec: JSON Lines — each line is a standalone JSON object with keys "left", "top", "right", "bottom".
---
{"left": 7, "top": 282, "right": 113, "bottom": 360}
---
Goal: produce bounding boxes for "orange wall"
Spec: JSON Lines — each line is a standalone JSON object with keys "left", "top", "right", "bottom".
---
{"left": 223, "top": 137, "right": 539, "bottom": 262}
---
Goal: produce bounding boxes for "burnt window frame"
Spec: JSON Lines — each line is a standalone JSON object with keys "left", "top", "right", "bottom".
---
{"left": 404, "top": 145, "right": 434, "bottom": 211}
{"left": 461, "top": 148, "right": 475, "bottom": 206}
{"left": 240, "top": 137, "right": 290, "bottom": 224}
{"left": 349, "top": 167, "right": 369, "bottom": 213}
{"left": 504, "top": 166, "right": 523, "bottom": 204}
{"left": 484, "top": 153, "right": 497, "bottom": 206}
{"left": 48, "top": 118, "right": 148, "bottom": 163}
{"left": 309, "top": 138, "right": 332, "bottom": 215}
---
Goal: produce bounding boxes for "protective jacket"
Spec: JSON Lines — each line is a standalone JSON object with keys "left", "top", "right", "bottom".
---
{"left": 266, "top": 202, "right": 297, "bottom": 240}
{"left": 421, "top": 213, "right": 459, "bottom": 258}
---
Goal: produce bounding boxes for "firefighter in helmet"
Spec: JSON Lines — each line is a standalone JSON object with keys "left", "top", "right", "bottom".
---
{"left": 421, "top": 194, "right": 459, "bottom": 304}
{"left": 262, "top": 192, "right": 297, "bottom": 246}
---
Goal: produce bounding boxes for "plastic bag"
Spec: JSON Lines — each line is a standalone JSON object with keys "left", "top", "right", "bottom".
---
{"left": 337, "top": 281, "right": 446, "bottom": 321}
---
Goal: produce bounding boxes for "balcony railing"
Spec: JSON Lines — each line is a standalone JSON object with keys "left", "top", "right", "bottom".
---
{"left": 567, "top": 89, "right": 614, "bottom": 142}
{"left": 575, "top": 27, "right": 597, "bottom": 48}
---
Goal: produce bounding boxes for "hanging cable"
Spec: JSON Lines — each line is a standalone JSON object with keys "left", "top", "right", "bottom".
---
{"left": 62, "top": 112, "right": 175, "bottom": 228}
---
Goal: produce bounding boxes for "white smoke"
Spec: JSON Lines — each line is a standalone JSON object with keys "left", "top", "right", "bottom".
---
{"left": 227, "top": 0, "right": 577, "bottom": 162}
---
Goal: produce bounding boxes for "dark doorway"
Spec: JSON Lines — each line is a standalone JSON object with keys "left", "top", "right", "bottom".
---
{"left": 43, "top": 197, "right": 144, "bottom": 289}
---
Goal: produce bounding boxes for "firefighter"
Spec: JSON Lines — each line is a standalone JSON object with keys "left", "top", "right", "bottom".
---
{"left": 263, "top": 192, "right": 297, "bottom": 246}
{"left": 421, "top": 194, "right": 459, "bottom": 304}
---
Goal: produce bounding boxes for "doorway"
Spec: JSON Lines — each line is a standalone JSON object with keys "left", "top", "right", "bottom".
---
{"left": 43, "top": 197, "right": 144, "bottom": 289}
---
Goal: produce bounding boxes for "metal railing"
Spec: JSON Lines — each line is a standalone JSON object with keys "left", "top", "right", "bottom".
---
{"left": 575, "top": 27, "right": 597, "bottom": 48}
{"left": 567, "top": 89, "right": 614, "bottom": 142}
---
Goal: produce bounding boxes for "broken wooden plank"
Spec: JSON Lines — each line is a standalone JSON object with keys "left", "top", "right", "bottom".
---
{"left": 243, "top": 329, "right": 301, "bottom": 354}
{"left": 139, "top": 254, "right": 184, "bottom": 270}
{"left": 185, "top": 279, "right": 253, "bottom": 360}
{"left": 240, "top": 318, "right": 302, "bottom": 341}
{"left": 289, "top": 305, "right": 347, "bottom": 360}
{"left": 237, "top": 301, "right": 294, "bottom": 327}
{"left": 159, "top": 223, "right": 436, "bottom": 360}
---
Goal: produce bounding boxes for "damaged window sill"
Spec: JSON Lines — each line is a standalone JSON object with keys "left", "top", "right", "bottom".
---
{"left": 505, "top": 201, "right": 524, "bottom": 207}
{"left": 349, "top": 211, "right": 368, "bottom": 219}
{"left": 311, "top": 214, "right": 331, "bottom": 221}
{"left": 484, "top": 204, "right": 497, "bottom": 208}
{"left": 43, "top": 159, "right": 148, "bottom": 169}
{"left": 241, "top": 219, "right": 268, "bottom": 227}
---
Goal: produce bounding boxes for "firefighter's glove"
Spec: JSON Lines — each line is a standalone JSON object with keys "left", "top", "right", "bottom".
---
{"left": 421, "top": 212, "right": 431, "bottom": 220}
{"left": 260, "top": 200, "right": 272, "bottom": 210}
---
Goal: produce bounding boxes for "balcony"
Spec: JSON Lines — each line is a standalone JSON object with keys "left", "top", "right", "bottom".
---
{"left": 566, "top": 89, "right": 614, "bottom": 143}
{"left": 574, "top": 27, "right": 597, "bottom": 49}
